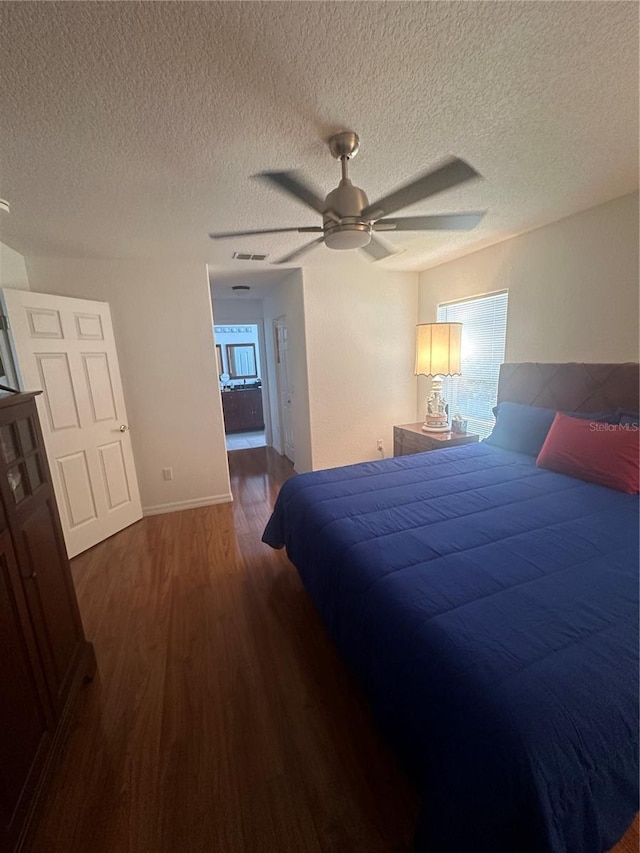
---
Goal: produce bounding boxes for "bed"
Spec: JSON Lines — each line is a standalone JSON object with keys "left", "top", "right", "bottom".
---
{"left": 262, "top": 363, "right": 639, "bottom": 853}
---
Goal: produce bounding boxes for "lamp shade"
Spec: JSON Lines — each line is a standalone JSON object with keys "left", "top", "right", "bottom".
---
{"left": 415, "top": 322, "right": 462, "bottom": 377}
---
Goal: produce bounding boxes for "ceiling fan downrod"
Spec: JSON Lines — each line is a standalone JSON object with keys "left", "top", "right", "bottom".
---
{"left": 323, "top": 132, "right": 372, "bottom": 250}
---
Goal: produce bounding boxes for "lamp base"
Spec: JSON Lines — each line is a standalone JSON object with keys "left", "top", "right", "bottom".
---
{"left": 422, "top": 417, "right": 449, "bottom": 433}
{"left": 422, "top": 377, "right": 449, "bottom": 432}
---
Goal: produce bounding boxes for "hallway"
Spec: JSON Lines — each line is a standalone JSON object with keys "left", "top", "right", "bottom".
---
{"left": 225, "top": 429, "right": 267, "bottom": 451}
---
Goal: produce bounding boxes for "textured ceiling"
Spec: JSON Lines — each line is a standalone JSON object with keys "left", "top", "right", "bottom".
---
{"left": 0, "top": 1, "right": 637, "bottom": 273}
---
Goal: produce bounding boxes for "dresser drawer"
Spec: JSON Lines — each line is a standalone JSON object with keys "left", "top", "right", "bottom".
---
{"left": 394, "top": 428, "right": 427, "bottom": 456}
{"left": 394, "top": 424, "right": 479, "bottom": 457}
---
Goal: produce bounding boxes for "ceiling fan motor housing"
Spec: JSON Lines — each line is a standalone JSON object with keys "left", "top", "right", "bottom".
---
{"left": 323, "top": 180, "right": 372, "bottom": 249}
{"left": 211, "top": 128, "right": 484, "bottom": 263}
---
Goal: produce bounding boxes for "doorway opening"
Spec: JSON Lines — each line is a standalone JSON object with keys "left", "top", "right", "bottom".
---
{"left": 214, "top": 323, "right": 267, "bottom": 452}
{"left": 209, "top": 269, "right": 305, "bottom": 470}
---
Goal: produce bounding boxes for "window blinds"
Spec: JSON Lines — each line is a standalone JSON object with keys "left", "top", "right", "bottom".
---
{"left": 436, "top": 291, "right": 508, "bottom": 439}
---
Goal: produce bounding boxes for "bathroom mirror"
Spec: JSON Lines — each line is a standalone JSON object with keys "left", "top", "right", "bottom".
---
{"left": 226, "top": 343, "right": 258, "bottom": 379}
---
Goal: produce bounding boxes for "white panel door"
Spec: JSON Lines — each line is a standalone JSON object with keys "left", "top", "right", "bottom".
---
{"left": 274, "top": 318, "right": 294, "bottom": 463}
{"left": 1, "top": 288, "right": 142, "bottom": 557}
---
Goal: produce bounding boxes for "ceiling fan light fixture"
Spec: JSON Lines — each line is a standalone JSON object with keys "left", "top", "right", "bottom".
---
{"left": 211, "top": 132, "right": 485, "bottom": 264}
{"left": 324, "top": 224, "right": 371, "bottom": 250}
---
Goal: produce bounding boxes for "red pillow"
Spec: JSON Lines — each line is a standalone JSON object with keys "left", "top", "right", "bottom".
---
{"left": 536, "top": 412, "right": 639, "bottom": 494}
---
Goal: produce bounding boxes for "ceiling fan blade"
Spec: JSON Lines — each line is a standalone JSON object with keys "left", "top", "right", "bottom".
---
{"left": 374, "top": 212, "right": 486, "bottom": 232}
{"left": 210, "top": 226, "right": 322, "bottom": 239}
{"left": 360, "top": 234, "right": 395, "bottom": 262}
{"left": 273, "top": 236, "right": 325, "bottom": 265}
{"left": 256, "top": 171, "right": 326, "bottom": 215}
{"left": 362, "top": 157, "right": 481, "bottom": 220}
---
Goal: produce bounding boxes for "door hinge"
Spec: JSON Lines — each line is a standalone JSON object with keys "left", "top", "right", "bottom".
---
{"left": 0, "top": 315, "right": 9, "bottom": 332}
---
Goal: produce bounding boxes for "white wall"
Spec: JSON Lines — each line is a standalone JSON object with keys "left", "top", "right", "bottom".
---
{"left": 0, "top": 242, "right": 30, "bottom": 290}
{"left": 303, "top": 259, "right": 418, "bottom": 470}
{"left": 262, "top": 269, "right": 313, "bottom": 472}
{"left": 25, "top": 257, "right": 231, "bottom": 513}
{"left": 211, "top": 298, "right": 265, "bottom": 325}
{"left": 21, "top": 193, "right": 633, "bottom": 504}
{"left": 419, "top": 191, "right": 639, "bottom": 369}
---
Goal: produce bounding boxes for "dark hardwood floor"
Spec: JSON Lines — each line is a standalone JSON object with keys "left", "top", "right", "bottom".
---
{"left": 31, "top": 446, "right": 638, "bottom": 853}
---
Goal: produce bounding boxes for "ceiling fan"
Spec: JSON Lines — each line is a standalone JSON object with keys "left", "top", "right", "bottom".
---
{"left": 210, "top": 131, "right": 486, "bottom": 264}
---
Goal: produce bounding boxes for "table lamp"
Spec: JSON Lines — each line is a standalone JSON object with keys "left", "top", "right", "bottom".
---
{"left": 415, "top": 322, "right": 462, "bottom": 432}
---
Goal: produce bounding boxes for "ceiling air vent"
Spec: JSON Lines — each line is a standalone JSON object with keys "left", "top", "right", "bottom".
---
{"left": 232, "top": 251, "right": 269, "bottom": 261}
{"left": 231, "top": 285, "right": 251, "bottom": 292}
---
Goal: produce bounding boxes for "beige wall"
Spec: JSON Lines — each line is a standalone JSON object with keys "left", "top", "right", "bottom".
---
{"left": 262, "top": 269, "right": 313, "bottom": 473}
{"left": 418, "top": 192, "right": 639, "bottom": 416}
{"left": 0, "top": 242, "right": 30, "bottom": 290}
{"left": 211, "top": 297, "right": 265, "bottom": 326}
{"left": 303, "top": 259, "right": 418, "bottom": 470}
{"left": 19, "top": 192, "right": 636, "bottom": 504}
{"left": 25, "top": 257, "right": 231, "bottom": 513}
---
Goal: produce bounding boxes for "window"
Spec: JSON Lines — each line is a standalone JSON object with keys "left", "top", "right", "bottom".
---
{"left": 437, "top": 291, "right": 508, "bottom": 439}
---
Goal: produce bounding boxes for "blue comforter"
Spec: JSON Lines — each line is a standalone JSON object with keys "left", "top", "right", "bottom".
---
{"left": 263, "top": 442, "right": 639, "bottom": 853}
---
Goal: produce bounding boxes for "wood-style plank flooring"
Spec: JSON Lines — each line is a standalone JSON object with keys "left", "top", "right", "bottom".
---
{"left": 32, "top": 447, "right": 638, "bottom": 853}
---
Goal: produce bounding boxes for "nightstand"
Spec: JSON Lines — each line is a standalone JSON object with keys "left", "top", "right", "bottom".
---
{"left": 393, "top": 422, "right": 480, "bottom": 457}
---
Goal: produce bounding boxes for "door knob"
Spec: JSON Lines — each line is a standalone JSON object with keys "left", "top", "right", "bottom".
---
{"left": 119, "top": 424, "right": 129, "bottom": 432}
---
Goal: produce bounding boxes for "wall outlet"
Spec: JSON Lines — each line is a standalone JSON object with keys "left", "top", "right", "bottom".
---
{"left": 162, "top": 468, "right": 173, "bottom": 481}
{"left": 376, "top": 439, "right": 384, "bottom": 451}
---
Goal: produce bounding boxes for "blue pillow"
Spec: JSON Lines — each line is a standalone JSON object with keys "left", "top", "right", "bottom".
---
{"left": 485, "top": 402, "right": 618, "bottom": 456}
{"left": 617, "top": 409, "right": 640, "bottom": 427}
{"left": 485, "top": 402, "right": 556, "bottom": 455}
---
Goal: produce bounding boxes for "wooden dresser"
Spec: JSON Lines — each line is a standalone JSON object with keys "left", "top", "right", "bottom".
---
{"left": 0, "top": 392, "right": 95, "bottom": 853}
{"left": 221, "top": 388, "right": 265, "bottom": 433}
{"left": 394, "top": 422, "right": 479, "bottom": 456}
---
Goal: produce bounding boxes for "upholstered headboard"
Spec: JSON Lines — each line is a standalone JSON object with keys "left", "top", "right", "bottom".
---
{"left": 497, "top": 363, "right": 639, "bottom": 414}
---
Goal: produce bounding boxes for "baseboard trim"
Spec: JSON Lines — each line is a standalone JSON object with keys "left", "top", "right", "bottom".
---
{"left": 142, "top": 493, "right": 233, "bottom": 516}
